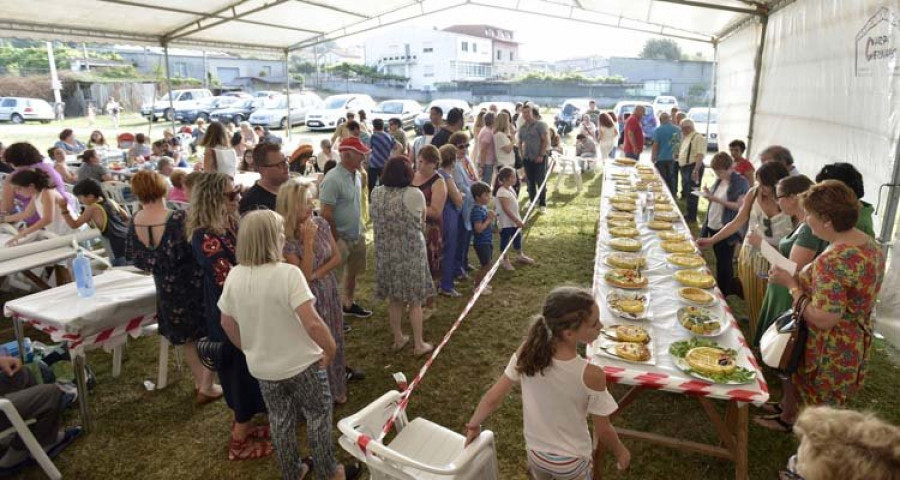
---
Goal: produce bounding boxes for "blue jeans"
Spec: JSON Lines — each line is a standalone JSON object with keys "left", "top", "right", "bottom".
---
{"left": 455, "top": 215, "right": 472, "bottom": 277}
{"left": 656, "top": 160, "right": 678, "bottom": 196}
{"left": 625, "top": 152, "right": 640, "bottom": 161}
{"left": 500, "top": 227, "right": 522, "bottom": 252}
{"left": 680, "top": 163, "right": 705, "bottom": 221}
{"left": 440, "top": 208, "right": 460, "bottom": 291}
{"left": 480, "top": 164, "right": 494, "bottom": 185}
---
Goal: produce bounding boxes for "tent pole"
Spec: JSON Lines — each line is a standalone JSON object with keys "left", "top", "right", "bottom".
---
{"left": 746, "top": 15, "right": 768, "bottom": 155}
{"left": 705, "top": 41, "right": 717, "bottom": 149}
{"left": 284, "top": 49, "right": 292, "bottom": 142}
{"left": 163, "top": 42, "right": 176, "bottom": 133}
{"left": 879, "top": 127, "right": 900, "bottom": 252}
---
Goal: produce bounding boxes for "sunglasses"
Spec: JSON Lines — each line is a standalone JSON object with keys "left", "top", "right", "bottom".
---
{"left": 225, "top": 190, "right": 241, "bottom": 201}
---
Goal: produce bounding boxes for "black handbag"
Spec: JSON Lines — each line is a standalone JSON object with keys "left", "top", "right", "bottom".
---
{"left": 514, "top": 145, "right": 523, "bottom": 169}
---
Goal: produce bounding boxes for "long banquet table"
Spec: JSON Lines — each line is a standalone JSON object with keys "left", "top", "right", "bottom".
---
{"left": 587, "top": 160, "right": 769, "bottom": 480}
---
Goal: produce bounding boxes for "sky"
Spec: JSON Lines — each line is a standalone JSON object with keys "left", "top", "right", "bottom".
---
{"left": 336, "top": 4, "right": 715, "bottom": 62}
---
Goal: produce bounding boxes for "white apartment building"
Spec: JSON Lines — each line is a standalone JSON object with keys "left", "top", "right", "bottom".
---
{"left": 364, "top": 26, "right": 495, "bottom": 90}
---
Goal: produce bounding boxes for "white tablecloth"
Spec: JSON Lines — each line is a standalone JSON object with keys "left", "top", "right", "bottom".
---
{"left": 4, "top": 269, "right": 157, "bottom": 354}
{"left": 587, "top": 163, "right": 769, "bottom": 405}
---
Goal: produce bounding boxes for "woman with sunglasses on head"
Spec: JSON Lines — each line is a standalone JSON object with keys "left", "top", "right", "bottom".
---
{"left": 697, "top": 162, "right": 792, "bottom": 335}
{"left": 448, "top": 131, "right": 476, "bottom": 287}
{"left": 188, "top": 173, "right": 272, "bottom": 461}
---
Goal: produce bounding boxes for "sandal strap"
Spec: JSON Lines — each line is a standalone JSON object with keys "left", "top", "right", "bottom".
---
{"left": 228, "top": 438, "right": 273, "bottom": 461}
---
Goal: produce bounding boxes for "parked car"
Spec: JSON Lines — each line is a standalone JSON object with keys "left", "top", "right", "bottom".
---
{"left": 210, "top": 98, "right": 265, "bottom": 125}
{"left": 414, "top": 99, "right": 471, "bottom": 134}
{"left": 369, "top": 99, "right": 423, "bottom": 130}
{"left": 254, "top": 90, "right": 281, "bottom": 99}
{"left": 613, "top": 101, "right": 659, "bottom": 143}
{"left": 175, "top": 96, "right": 239, "bottom": 124}
{"left": 305, "top": 94, "right": 377, "bottom": 131}
{"left": 249, "top": 92, "right": 324, "bottom": 130}
{"left": 687, "top": 107, "right": 718, "bottom": 150}
{"left": 0, "top": 97, "right": 54, "bottom": 124}
{"left": 221, "top": 91, "right": 253, "bottom": 99}
{"left": 140, "top": 88, "right": 213, "bottom": 122}
{"left": 652, "top": 95, "right": 679, "bottom": 116}
{"left": 469, "top": 101, "right": 517, "bottom": 123}
{"left": 554, "top": 98, "right": 593, "bottom": 135}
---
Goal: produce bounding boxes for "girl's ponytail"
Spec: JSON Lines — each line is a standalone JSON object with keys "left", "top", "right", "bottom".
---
{"left": 516, "top": 286, "right": 596, "bottom": 376}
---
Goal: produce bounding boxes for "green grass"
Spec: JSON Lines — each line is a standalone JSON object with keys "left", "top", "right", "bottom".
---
{"left": 5, "top": 167, "right": 899, "bottom": 479}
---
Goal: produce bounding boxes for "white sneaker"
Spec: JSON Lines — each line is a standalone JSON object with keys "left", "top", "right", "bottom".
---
{"left": 502, "top": 261, "right": 515, "bottom": 271}
{"left": 516, "top": 254, "right": 535, "bottom": 265}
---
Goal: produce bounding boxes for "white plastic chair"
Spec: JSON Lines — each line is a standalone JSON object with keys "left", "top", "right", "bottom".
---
{"left": 338, "top": 391, "right": 499, "bottom": 480}
{"left": 0, "top": 398, "right": 62, "bottom": 479}
{"left": 553, "top": 151, "right": 583, "bottom": 193}
{"left": 176, "top": 133, "right": 194, "bottom": 154}
{"left": 100, "top": 181, "right": 138, "bottom": 215}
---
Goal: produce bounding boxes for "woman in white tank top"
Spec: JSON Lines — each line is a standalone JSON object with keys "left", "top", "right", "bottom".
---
{"left": 1, "top": 169, "right": 76, "bottom": 244}
{"left": 198, "top": 121, "right": 237, "bottom": 176}
{"left": 464, "top": 287, "right": 630, "bottom": 479}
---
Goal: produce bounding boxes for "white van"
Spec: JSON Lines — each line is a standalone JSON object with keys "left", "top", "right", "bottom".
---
{"left": 140, "top": 89, "right": 213, "bottom": 122}
{"left": 249, "top": 92, "right": 324, "bottom": 129}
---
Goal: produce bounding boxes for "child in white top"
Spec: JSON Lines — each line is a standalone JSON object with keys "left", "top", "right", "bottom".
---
{"left": 218, "top": 210, "right": 359, "bottom": 480}
{"left": 465, "top": 286, "right": 630, "bottom": 480}
{"left": 494, "top": 166, "right": 534, "bottom": 271}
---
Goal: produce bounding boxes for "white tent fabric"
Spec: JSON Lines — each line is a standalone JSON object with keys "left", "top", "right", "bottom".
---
{"left": 0, "top": 0, "right": 768, "bottom": 52}
{"left": 719, "top": 0, "right": 900, "bottom": 347}
{"left": 716, "top": 21, "right": 761, "bottom": 152}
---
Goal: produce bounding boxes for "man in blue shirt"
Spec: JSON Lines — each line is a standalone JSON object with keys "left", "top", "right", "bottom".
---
{"left": 651, "top": 112, "right": 682, "bottom": 195}
{"left": 367, "top": 118, "right": 395, "bottom": 197}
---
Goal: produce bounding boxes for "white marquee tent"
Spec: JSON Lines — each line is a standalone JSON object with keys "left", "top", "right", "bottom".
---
{"left": 1, "top": 0, "right": 899, "bottom": 346}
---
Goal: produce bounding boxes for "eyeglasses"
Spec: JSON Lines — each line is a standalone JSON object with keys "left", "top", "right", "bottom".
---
{"left": 225, "top": 190, "right": 241, "bottom": 201}
{"left": 260, "top": 158, "right": 289, "bottom": 169}
{"left": 456, "top": 143, "right": 470, "bottom": 149}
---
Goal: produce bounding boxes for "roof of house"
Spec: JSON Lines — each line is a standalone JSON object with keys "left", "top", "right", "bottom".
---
{"left": 442, "top": 25, "right": 518, "bottom": 44}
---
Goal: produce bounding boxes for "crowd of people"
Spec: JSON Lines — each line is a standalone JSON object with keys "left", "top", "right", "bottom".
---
{"left": 0, "top": 95, "right": 898, "bottom": 480}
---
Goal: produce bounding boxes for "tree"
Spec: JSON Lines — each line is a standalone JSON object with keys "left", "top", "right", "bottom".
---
{"left": 639, "top": 39, "right": 684, "bottom": 61}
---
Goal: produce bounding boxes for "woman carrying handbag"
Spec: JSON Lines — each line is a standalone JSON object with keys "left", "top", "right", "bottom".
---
{"left": 758, "top": 181, "right": 884, "bottom": 433}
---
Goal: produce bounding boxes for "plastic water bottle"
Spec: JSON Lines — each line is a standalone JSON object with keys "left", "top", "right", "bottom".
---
{"left": 72, "top": 250, "right": 95, "bottom": 298}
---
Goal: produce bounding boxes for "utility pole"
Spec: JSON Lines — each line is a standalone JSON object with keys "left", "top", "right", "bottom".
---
{"left": 202, "top": 50, "right": 208, "bottom": 90}
{"left": 46, "top": 42, "right": 62, "bottom": 118}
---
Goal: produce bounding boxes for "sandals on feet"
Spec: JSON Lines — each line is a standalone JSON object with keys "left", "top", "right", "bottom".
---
{"left": 753, "top": 415, "right": 793, "bottom": 433}
{"left": 758, "top": 401, "right": 783, "bottom": 416}
{"left": 414, "top": 342, "right": 434, "bottom": 357}
{"left": 228, "top": 437, "right": 273, "bottom": 461}
{"left": 392, "top": 336, "right": 410, "bottom": 352}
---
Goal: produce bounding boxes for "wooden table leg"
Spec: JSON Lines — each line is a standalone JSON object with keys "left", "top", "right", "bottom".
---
{"left": 733, "top": 402, "right": 749, "bottom": 480}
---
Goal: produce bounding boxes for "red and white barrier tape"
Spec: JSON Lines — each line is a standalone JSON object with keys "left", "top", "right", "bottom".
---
{"left": 357, "top": 158, "right": 558, "bottom": 451}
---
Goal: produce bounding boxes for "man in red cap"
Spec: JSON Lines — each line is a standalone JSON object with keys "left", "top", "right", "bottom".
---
{"left": 320, "top": 136, "right": 373, "bottom": 318}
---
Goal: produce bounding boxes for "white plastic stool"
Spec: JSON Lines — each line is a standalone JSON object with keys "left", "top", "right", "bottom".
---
{"left": 338, "top": 391, "right": 499, "bottom": 480}
{"left": 0, "top": 399, "right": 61, "bottom": 479}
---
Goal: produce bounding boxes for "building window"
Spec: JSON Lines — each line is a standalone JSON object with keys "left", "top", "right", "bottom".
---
{"left": 262, "top": 66, "right": 272, "bottom": 76}
{"left": 174, "top": 62, "right": 188, "bottom": 77}
{"left": 473, "top": 43, "right": 477, "bottom": 53}
{"left": 509, "top": 51, "right": 514, "bottom": 61}
{"left": 423, "top": 47, "right": 433, "bottom": 53}
{"left": 423, "top": 64, "right": 435, "bottom": 78}
{"left": 497, "top": 50, "right": 501, "bottom": 61}
{"left": 461, "top": 41, "right": 468, "bottom": 52}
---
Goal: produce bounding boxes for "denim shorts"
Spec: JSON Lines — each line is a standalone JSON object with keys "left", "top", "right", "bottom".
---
{"left": 473, "top": 243, "right": 493, "bottom": 267}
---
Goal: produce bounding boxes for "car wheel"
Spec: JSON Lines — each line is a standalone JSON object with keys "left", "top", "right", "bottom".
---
{"left": 10, "top": 113, "right": 23, "bottom": 124}
{"left": 164, "top": 109, "right": 174, "bottom": 121}
{"left": 279, "top": 117, "right": 287, "bottom": 130}
{"left": 233, "top": 114, "right": 243, "bottom": 123}
{"left": 40, "top": 120, "right": 51, "bottom": 124}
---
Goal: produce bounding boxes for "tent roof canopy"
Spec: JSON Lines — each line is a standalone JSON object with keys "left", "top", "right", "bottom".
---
{"left": 0, "top": 0, "right": 772, "bottom": 54}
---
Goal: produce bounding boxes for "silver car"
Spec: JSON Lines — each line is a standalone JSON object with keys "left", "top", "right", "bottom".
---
{"left": 248, "top": 92, "right": 324, "bottom": 130}
{"left": 0, "top": 97, "right": 55, "bottom": 124}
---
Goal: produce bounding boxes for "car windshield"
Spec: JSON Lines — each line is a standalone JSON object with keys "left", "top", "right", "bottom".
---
{"left": 690, "top": 111, "right": 717, "bottom": 123}
{"left": 214, "top": 97, "right": 237, "bottom": 108}
{"left": 430, "top": 101, "right": 465, "bottom": 113}
{"left": 562, "top": 104, "right": 581, "bottom": 116}
{"left": 262, "top": 96, "right": 287, "bottom": 109}
{"left": 656, "top": 98, "right": 676, "bottom": 105}
{"left": 323, "top": 97, "right": 349, "bottom": 109}
{"left": 374, "top": 102, "right": 403, "bottom": 114}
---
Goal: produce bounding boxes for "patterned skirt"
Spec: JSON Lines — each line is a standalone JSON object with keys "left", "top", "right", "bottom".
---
{"left": 737, "top": 244, "right": 770, "bottom": 337}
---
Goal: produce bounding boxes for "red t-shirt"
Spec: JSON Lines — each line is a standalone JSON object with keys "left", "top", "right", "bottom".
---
{"left": 623, "top": 116, "right": 644, "bottom": 155}
{"left": 734, "top": 158, "right": 754, "bottom": 176}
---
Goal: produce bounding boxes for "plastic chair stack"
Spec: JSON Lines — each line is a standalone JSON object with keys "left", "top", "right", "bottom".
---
{"left": 338, "top": 391, "right": 499, "bottom": 480}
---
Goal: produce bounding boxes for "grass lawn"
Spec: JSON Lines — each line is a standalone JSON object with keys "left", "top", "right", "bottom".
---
{"left": 6, "top": 166, "right": 899, "bottom": 479}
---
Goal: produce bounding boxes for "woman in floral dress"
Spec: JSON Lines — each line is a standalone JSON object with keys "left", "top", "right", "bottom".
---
{"left": 411, "top": 145, "right": 446, "bottom": 281}
{"left": 763, "top": 180, "right": 885, "bottom": 433}
{"left": 276, "top": 179, "right": 347, "bottom": 404}
{"left": 126, "top": 171, "right": 221, "bottom": 405}
{"left": 371, "top": 157, "right": 435, "bottom": 356}
{"left": 188, "top": 173, "right": 271, "bottom": 461}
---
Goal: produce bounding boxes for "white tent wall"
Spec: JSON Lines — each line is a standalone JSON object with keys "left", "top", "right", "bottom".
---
{"left": 716, "top": 21, "right": 761, "bottom": 153}
{"left": 739, "top": 0, "right": 900, "bottom": 347}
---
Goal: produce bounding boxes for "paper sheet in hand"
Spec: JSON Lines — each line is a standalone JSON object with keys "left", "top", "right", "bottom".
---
{"left": 690, "top": 190, "right": 708, "bottom": 198}
{"left": 761, "top": 241, "right": 797, "bottom": 276}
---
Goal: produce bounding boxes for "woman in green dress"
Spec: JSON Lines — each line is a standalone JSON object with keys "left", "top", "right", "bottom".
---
{"left": 753, "top": 175, "right": 828, "bottom": 346}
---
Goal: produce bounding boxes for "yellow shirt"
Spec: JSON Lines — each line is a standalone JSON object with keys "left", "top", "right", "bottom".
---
{"left": 678, "top": 131, "right": 707, "bottom": 166}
